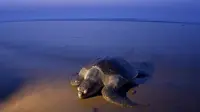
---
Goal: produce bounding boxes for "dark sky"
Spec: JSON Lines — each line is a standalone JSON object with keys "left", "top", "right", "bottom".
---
{"left": 0, "top": 0, "right": 199, "bottom": 7}
{"left": 0, "top": 0, "right": 200, "bottom": 22}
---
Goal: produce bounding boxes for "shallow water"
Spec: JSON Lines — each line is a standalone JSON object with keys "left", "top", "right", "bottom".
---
{"left": 0, "top": 21, "right": 200, "bottom": 112}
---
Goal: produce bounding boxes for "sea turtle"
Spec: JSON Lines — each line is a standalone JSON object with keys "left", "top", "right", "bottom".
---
{"left": 70, "top": 57, "right": 150, "bottom": 107}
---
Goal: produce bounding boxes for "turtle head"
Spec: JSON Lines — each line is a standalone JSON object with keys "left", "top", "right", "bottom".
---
{"left": 77, "top": 88, "right": 88, "bottom": 99}
{"left": 77, "top": 79, "right": 93, "bottom": 99}
{"left": 77, "top": 79, "right": 102, "bottom": 99}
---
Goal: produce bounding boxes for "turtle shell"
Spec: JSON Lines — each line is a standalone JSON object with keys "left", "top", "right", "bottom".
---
{"left": 94, "top": 57, "right": 137, "bottom": 80}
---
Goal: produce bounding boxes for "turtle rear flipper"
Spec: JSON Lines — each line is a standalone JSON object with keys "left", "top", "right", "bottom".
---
{"left": 101, "top": 75, "right": 149, "bottom": 108}
{"left": 134, "top": 62, "right": 155, "bottom": 85}
{"left": 101, "top": 86, "right": 149, "bottom": 108}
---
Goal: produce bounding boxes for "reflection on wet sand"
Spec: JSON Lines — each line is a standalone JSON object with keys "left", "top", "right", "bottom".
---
{"left": 0, "top": 21, "right": 200, "bottom": 112}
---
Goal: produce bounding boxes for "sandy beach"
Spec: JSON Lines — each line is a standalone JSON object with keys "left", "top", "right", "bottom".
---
{"left": 0, "top": 21, "right": 200, "bottom": 112}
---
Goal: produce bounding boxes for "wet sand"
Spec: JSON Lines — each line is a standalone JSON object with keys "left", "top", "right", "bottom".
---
{"left": 0, "top": 21, "right": 200, "bottom": 112}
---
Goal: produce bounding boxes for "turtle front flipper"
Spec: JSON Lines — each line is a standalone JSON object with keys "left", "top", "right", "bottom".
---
{"left": 70, "top": 67, "right": 88, "bottom": 87}
{"left": 70, "top": 74, "right": 83, "bottom": 87}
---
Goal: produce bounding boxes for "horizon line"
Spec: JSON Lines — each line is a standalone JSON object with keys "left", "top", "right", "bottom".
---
{"left": 0, "top": 18, "right": 200, "bottom": 25}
